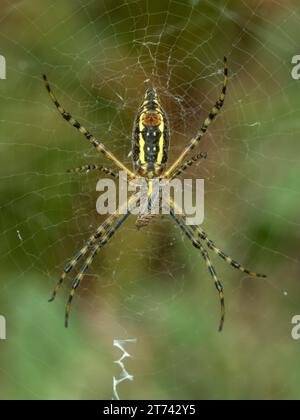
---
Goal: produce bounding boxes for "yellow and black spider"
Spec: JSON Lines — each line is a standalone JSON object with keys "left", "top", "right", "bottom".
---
{"left": 43, "top": 57, "right": 266, "bottom": 330}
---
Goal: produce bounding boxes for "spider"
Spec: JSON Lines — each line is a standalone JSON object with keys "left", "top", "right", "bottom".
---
{"left": 43, "top": 57, "right": 266, "bottom": 330}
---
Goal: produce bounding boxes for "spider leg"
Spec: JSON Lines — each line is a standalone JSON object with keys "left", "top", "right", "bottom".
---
{"left": 165, "top": 198, "right": 225, "bottom": 330}
{"left": 66, "top": 164, "right": 119, "bottom": 178}
{"left": 49, "top": 202, "right": 130, "bottom": 302}
{"left": 43, "top": 75, "right": 135, "bottom": 179}
{"left": 191, "top": 225, "right": 267, "bottom": 278}
{"left": 64, "top": 211, "right": 130, "bottom": 327}
{"left": 169, "top": 208, "right": 225, "bottom": 331}
{"left": 165, "top": 57, "right": 228, "bottom": 179}
{"left": 170, "top": 152, "right": 207, "bottom": 180}
{"left": 168, "top": 197, "right": 266, "bottom": 278}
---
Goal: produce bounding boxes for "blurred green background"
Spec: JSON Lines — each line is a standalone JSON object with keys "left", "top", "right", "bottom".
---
{"left": 1, "top": 0, "right": 300, "bottom": 400}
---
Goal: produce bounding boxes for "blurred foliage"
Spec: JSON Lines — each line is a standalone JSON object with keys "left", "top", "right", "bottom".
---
{"left": 0, "top": 0, "right": 300, "bottom": 400}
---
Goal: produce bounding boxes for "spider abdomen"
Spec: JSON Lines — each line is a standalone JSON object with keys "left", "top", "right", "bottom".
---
{"left": 132, "top": 88, "right": 170, "bottom": 177}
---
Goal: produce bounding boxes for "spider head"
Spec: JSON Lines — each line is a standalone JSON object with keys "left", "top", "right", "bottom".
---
{"left": 145, "top": 87, "right": 158, "bottom": 102}
{"left": 132, "top": 88, "right": 170, "bottom": 177}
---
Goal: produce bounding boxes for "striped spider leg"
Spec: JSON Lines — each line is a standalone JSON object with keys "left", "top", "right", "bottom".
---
{"left": 191, "top": 225, "right": 267, "bottom": 279}
{"left": 49, "top": 209, "right": 127, "bottom": 303}
{"left": 169, "top": 209, "right": 226, "bottom": 331}
{"left": 167, "top": 199, "right": 266, "bottom": 331}
{"left": 66, "top": 154, "right": 207, "bottom": 179}
{"left": 50, "top": 195, "right": 138, "bottom": 326}
{"left": 43, "top": 75, "right": 136, "bottom": 180}
{"left": 66, "top": 164, "right": 119, "bottom": 178}
{"left": 170, "top": 152, "right": 207, "bottom": 180}
{"left": 165, "top": 57, "right": 228, "bottom": 180}
{"left": 64, "top": 210, "right": 131, "bottom": 327}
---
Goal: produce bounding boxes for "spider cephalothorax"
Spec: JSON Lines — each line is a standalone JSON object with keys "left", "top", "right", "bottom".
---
{"left": 43, "top": 57, "right": 266, "bottom": 330}
{"left": 132, "top": 87, "right": 170, "bottom": 178}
